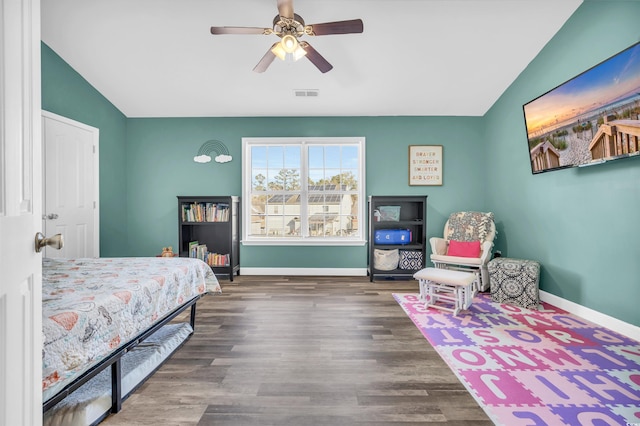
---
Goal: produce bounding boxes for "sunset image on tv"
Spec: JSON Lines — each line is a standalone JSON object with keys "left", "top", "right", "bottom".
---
{"left": 523, "top": 41, "right": 640, "bottom": 173}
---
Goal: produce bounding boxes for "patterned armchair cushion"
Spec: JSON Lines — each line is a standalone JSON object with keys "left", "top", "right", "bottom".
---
{"left": 446, "top": 211, "right": 495, "bottom": 243}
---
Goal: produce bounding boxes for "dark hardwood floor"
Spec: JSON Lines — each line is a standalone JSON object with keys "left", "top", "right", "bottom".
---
{"left": 102, "top": 275, "right": 492, "bottom": 425}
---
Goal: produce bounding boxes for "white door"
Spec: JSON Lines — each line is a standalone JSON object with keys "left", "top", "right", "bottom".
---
{"left": 0, "top": 0, "right": 43, "bottom": 425}
{"left": 42, "top": 112, "right": 100, "bottom": 258}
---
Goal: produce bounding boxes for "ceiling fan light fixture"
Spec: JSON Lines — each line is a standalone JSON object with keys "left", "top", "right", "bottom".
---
{"left": 271, "top": 35, "right": 307, "bottom": 62}
{"left": 271, "top": 42, "right": 287, "bottom": 60}
{"left": 292, "top": 44, "right": 307, "bottom": 61}
{"left": 281, "top": 34, "right": 298, "bottom": 53}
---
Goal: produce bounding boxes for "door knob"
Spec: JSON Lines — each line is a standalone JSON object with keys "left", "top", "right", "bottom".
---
{"left": 35, "top": 232, "right": 64, "bottom": 253}
{"left": 46, "top": 213, "right": 59, "bottom": 220}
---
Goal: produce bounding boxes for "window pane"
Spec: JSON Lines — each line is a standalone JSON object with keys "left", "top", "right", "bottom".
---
{"left": 251, "top": 146, "right": 267, "bottom": 168}
{"left": 250, "top": 215, "right": 266, "bottom": 236}
{"left": 284, "top": 168, "right": 301, "bottom": 190}
{"left": 252, "top": 169, "right": 267, "bottom": 191}
{"left": 342, "top": 146, "right": 358, "bottom": 168}
{"left": 265, "top": 215, "right": 284, "bottom": 236}
{"left": 282, "top": 197, "right": 301, "bottom": 215}
{"left": 348, "top": 194, "right": 359, "bottom": 216}
{"left": 284, "top": 146, "right": 300, "bottom": 168}
{"left": 267, "top": 168, "right": 283, "bottom": 190}
{"left": 308, "top": 169, "right": 323, "bottom": 190}
{"left": 308, "top": 214, "right": 340, "bottom": 237}
{"left": 250, "top": 194, "right": 267, "bottom": 213}
{"left": 342, "top": 170, "right": 358, "bottom": 190}
{"left": 308, "top": 146, "right": 324, "bottom": 168}
{"left": 308, "top": 194, "right": 324, "bottom": 212}
{"left": 324, "top": 145, "right": 341, "bottom": 168}
{"left": 345, "top": 212, "right": 359, "bottom": 236}
{"left": 284, "top": 215, "right": 300, "bottom": 236}
{"left": 324, "top": 169, "right": 341, "bottom": 189}
{"left": 249, "top": 195, "right": 267, "bottom": 237}
{"left": 267, "top": 146, "right": 283, "bottom": 168}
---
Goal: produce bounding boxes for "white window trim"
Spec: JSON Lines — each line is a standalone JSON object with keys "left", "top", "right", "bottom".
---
{"left": 242, "top": 136, "right": 366, "bottom": 246}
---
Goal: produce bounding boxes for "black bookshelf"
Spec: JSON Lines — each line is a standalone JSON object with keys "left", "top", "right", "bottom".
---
{"left": 368, "top": 195, "right": 427, "bottom": 281}
{"left": 177, "top": 196, "right": 240, "bottom": 281}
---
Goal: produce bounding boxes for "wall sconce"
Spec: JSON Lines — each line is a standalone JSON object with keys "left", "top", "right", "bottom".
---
{"left": 194, "top": 139, "right": 232, "bottom": 164}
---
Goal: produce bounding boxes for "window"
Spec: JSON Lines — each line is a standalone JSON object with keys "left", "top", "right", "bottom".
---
{"left": 242, "top": 137, "right": 365, "bottom": 246}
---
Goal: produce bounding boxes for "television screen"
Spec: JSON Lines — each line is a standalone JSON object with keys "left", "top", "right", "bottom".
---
{"left": 523, "top": 41, "right": 640, "bottom": 174}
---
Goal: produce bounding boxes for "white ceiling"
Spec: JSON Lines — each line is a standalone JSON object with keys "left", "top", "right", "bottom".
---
{"left": 41, "top": 0, "right": 583, "bottom": 118}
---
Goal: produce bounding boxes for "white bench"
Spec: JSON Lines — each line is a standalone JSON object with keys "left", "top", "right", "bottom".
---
{"left": 413, "top": 267, "right": 478, "bottom": 315}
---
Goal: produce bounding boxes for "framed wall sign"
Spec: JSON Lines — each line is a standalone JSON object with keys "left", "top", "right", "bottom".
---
{"left": 409, "top": 145, "right": 443, "bottom": 186}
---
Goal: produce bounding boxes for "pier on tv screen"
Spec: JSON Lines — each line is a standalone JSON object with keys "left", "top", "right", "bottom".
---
{"left": 523, "top": 41, "right": 640, "bottom": 174}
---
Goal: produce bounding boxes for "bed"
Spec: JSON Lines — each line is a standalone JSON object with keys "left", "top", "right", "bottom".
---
{"left": 41, "top": 257, "right": 221, "bottom": 425}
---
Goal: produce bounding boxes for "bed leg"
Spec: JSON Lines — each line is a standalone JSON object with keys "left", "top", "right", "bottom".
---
{"left": 190, "top": 303, "right": 197, "bottom": 330}
{"left": 111, "top": 359, "right": 122, "bottom": 413}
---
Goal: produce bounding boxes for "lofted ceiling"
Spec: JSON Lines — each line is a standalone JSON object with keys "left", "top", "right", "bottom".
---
{"left": 41, "top": 0, "right": 583, "bottom": 118}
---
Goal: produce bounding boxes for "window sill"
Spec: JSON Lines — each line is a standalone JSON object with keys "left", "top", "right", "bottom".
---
{"left": 241, "top": 238, "right": 367, "bottom": 247}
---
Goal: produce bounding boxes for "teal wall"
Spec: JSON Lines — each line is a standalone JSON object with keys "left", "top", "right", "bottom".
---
{"left": 41, "top": 43, "right": 128, "bottom": 256}
{"left": 41, "top": 0, "right": 640, "bottom": 325}
{"left": 125, "top": 117, "right": 485, "bottom": 266}
{"left": 484, "top": 0, "right": 640, "bottom": 325}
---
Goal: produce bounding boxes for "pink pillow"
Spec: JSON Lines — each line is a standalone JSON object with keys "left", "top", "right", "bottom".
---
{"left": 447, "top": 240, "right": 481, "bottom": 258}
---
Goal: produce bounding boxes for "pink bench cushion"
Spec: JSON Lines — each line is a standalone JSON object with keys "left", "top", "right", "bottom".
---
{"left": 413, "top": 267, "right": 476, "bottom": 287}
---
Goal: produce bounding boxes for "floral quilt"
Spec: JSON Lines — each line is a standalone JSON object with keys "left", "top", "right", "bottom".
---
{"left": 42, "top": 257, "right": 221, "bottom": 402}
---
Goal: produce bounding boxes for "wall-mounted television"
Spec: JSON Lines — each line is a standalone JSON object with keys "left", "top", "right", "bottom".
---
{"left": 523, "top": 41, "right": 640, "bottom": 174}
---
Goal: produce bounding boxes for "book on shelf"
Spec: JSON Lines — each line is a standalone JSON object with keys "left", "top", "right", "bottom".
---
{"left": 205, "top": 252, "right": 229, "bottom": 267}
{"left": 188, "top": 240, "right": 229, "bottom": 267}
{"left": 181, "top": 202, "right": 230, "bottom": 222}
{"left": 196, "top": 244, "right": 208, "bottom": 262}
{"left": 188, "top": 240, "right": 199, "bottom": 258}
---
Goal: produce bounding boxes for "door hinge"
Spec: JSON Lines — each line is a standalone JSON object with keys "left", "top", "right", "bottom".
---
{"left": 94, "top": 201, "right": 96, "bottom": 209}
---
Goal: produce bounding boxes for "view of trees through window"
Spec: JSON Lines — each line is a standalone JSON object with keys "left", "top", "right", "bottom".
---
{"left": 246, "top": 141, "right": 363, "bottom": 240}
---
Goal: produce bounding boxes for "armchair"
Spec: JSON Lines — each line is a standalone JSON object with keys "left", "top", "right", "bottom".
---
{"left": 430, "top": 211, "right": 496, "bottom": 291}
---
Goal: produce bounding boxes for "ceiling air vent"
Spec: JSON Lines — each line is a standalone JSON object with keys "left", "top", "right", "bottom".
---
{"left": 294, "top": 89, "right": 319, "bottom": 97}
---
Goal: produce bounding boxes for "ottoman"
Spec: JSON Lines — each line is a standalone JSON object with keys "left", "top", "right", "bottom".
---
{"left": 414, "top": 267, "right": 478, "bottom": 316}
{"left": 488, "top": 257, "right": 540, "bottom": 310}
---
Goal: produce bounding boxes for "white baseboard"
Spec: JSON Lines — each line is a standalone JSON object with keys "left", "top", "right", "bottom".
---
{"left": 240, "top": 267, "right": 368, "bottom": 276}
{"left": 539, "top": 290, "right": 640, "bottom": 341}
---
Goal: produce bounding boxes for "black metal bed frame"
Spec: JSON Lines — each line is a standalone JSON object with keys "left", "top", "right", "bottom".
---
{"left": 43, "top": 294, "right": 203, "bottom": 418}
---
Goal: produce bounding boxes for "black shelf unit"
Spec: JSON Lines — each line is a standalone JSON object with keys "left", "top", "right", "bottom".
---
{"left": 368, "top": 195, "right": 427, "bottom": 281}
{"left": 178, "top": 196, "right": 240, "bottom": 281}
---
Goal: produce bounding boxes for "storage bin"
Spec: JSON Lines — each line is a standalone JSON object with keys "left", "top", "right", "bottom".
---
{"left": 374, "top": 249, "right": 399, "bottom": 270}
{"left": 399, "top": 250, "right": 423, "bottom": 270}
{"left": 378, "top": 205, "right": 401, "bottom": 221}
{"left": 374, "top": 229, "right": 412, "bottom": 245}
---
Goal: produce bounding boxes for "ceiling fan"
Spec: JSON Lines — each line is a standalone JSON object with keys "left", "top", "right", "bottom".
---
{"left": 210, "top": 0, "right": 363, "bottom": 73}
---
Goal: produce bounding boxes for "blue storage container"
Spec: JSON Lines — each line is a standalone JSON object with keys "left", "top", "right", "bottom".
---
{"left": 374, "top": 229, "right": 412, "bottom": 245}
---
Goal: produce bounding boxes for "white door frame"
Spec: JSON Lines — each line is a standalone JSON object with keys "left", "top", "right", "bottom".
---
{"left": 42, "top": 110, "right": 100, "bottom": 257}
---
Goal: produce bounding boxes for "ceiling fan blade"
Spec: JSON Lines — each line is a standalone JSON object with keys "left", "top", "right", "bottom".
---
{"left": 210, "top": 26, "right": 270, "bottom": 35}
{"left": 306, "top": 19, "right": 363, "bottom": 36}
{"left": 277, "top": 0, "right": 294, "bottom": 20}
{"left": 300, "top": 42, "right": 333, "bottom": 73}
{"left": 253, "top": 43, "right": 278, "bottom": 73}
